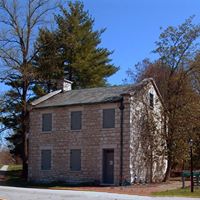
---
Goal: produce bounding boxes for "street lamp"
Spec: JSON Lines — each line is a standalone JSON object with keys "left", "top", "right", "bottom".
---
{"left": 189, "top": 139, "right": 194, "bottom": 193}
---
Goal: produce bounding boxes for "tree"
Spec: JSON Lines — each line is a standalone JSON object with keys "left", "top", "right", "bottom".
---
{"left": 190, "top": 53, "right": 200, "bottom": 94}
{"left": 0, "top": 0, "right": 57, "bottom": 178}
{"left": 33, "top": 29, "right": 62, "bottom": 95}
{"left": 127, "top": 17, "right": 200, "bottom": 181}
{"left": 152, "top": 17, "right": 200, "bottom": 181}
{"left": 34, "top": 1, "right": 118, "bottom": 93}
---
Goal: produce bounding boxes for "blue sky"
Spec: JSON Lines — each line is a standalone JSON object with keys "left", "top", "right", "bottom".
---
{"left": 80, "top": 0, "right": 200, "bottom": 85}
{"left": 0, "top": 0, "right": 200, "bottom": 92}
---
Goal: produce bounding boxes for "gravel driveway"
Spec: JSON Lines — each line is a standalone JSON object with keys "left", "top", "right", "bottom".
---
{"left": 0, "top": 186, "right": 197, "bottom": 200}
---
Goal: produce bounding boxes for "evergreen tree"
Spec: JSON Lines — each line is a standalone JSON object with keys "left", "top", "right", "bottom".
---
{"left": 1, "top": 88, "right": 24, "bottom": 158}
{"left": 34, "top": 1, "right": 118, "bottom": 91}
{"left": 33, "top": 29, "right": 62, "bottom": 95}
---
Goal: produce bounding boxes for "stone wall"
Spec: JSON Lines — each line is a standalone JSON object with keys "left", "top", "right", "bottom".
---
{"left": 28, "top": 100, "right": 131, "bottom": 185}
{"left": 129, "top": 82, "right": 167, "bottom": 183}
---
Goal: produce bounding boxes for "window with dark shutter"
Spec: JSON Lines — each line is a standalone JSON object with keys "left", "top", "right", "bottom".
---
{"left": 42, "top": 113, "right": 52, "bottom": 132}
{"left": 41, "top": 149, "right": 51, "bottom": 170}
{"left": 70, "top": 149, "right": 81, "bottom": 171}
{"left": 103, "top": 109, "right": 115, "bottom": 128}
{"left": 149, "top": 93, "right": 154, "bottom": 109}
{"left": 71, "top": 111, "right": 82, "bottom": 130}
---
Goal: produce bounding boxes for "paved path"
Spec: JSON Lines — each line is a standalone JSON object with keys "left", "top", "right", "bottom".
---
{"left": 0, "top": 165, "right": 8, "bottom": 171}
{"left": 0, "top": 165, "right": 8, "bottom": 182}
{"left": 0, "top": 186, "right": 197, "bottom": 200}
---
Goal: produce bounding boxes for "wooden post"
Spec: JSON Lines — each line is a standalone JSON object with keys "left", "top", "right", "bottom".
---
{"left": 182, "top": 174, "right": 185, "bottom": 189}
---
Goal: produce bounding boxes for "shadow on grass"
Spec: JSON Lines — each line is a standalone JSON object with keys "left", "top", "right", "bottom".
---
{"left": 0, "top": 169, "right": 27, "bottom": 187}
{"left": 0, "top": 169, "right": 102, "bottom": 189}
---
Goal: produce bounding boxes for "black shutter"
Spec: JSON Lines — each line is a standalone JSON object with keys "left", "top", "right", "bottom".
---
{"left": 103, "top": 109, "right": 115, "bottom": 128}
{"left": 42, "top": 113, "right": 52, "bottom": 132}
{"left": 71, "top": 111, "right": 82, "bottom": 130}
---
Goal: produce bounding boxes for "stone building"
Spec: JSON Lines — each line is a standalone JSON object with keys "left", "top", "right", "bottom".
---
{"left": 28, "top": 78, "right": 167, "bottom": 185}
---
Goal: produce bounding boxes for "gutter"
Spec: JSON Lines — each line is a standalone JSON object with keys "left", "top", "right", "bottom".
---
{"left": 119, "top": 96, "right": 125, "bottom": 186}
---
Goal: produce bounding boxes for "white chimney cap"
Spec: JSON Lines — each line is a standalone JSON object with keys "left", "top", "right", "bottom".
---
{"left": 63, "top": 79, "right": 73, "bottom": 91}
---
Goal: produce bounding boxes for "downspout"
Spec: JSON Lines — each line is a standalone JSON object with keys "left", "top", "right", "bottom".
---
{"left": 119, "top": 96, "right": 124, "bottom": 186}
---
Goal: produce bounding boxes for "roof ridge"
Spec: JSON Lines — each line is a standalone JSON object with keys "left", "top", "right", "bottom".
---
{"left": 63, "top": 84, "right": 132, "bottom": 93}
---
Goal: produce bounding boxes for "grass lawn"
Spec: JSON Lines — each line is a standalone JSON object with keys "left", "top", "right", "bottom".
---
{"left": 2, "top": 165, "right": 200, "bottom": 198}
{"left": 152, "top": 187, "right": 200, "bottom": 198}
{"left": 8, "top": 165, "right": 22, "bottom": 171}
{"left": 0, "top": 164, "right": 25, "bottom": 187}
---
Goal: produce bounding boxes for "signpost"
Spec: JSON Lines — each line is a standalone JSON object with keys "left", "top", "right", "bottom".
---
{"left": 189, "top": 139, "right": 194, "bottom": 193}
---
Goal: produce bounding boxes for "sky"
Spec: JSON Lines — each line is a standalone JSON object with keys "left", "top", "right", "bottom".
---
{"left": 0, "top": 0, "right": 200, "bottom": 92}
{"left": 79, "top": 0, "right": 200, "bottom": 85}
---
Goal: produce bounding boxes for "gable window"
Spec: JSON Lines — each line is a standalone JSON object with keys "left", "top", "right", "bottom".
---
{"left": 103, "top": 108, "right": 115, "bottom": 128}
{"left": 41, "top": 149, "right": 51, "bottom": 170}
{"left": 70, "top": 149, "right": 81, "bottom": 171}
{"left": 149, "top": 93, "right": 154, "bottom": 109}
{"left": 42, "top": 113, "right": 52, "bottom": 132}
{"left": 71, "top": 111, "right": 82, "bottom": 130}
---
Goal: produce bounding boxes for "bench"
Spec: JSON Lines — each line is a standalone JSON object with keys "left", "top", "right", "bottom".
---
{"left": 182, "top": 171, "right": 200, "bottom": 188}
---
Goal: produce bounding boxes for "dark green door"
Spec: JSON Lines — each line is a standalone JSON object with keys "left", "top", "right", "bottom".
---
{"left": 103, "top": 149, "right": 114, "bottom": 184}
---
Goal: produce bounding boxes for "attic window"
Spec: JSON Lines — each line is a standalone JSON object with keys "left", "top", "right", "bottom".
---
{"left": 149, "top": 93, "right": 154, "bottom": 109}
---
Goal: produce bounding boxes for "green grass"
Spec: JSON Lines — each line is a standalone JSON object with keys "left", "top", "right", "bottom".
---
{"left": 8, "top": 165, "right": 22, "bottom": 171}
{"left": 3, "top": 165, "right": 200, "bottom": 197}
{"left": 152, "top": 187, "right": 200, "bottom": 198}
{"left": 0, "top": 164, "right": 26, "bottom": 187}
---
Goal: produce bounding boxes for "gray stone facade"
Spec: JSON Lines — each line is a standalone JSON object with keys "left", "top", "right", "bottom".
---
{"left": 28, "top": 79, "right": 167, "bottom": 185}
{"left": 28, "top": 100, "right": 129, "bottom": 184}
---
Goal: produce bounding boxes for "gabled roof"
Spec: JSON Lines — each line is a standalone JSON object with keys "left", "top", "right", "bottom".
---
{"left": 31, "top": 78, "right": 159, "bottom": 109}
{"left": 31, "top": 90, "right": 61, "bottom": 106}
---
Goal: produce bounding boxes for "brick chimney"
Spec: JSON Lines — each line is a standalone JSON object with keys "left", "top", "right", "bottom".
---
{"left": 57, "top": 79, "right": 73, "bottom": 92}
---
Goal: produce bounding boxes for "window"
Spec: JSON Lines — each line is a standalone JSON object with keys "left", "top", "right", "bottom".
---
{"left": 103, "top": 108, "right": 115, "bottom": 128}
{"left": 70, "top": 149, "right": 81, "bottom": 171}
{"left": 42, "top": 113, "right": 52, "bottom": 132}
{"left": 149, "top": 93, "right": 154, "bottom": 108}
{"left": 71, "top": 111, "right": 82, "bottom": 130}
{"left": 41, "top": 149, "right": 51, "bottom": 170}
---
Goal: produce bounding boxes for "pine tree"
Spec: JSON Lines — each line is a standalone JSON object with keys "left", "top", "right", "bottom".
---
{"left": 34, "top": 1, "right": 118, "bottom": 91}
{"left": 33, "top": 29, "right": 62, "bottom": 95}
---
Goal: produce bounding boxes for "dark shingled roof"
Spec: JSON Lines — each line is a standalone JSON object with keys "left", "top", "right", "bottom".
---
{"left": 32, "top": 79, "right": 152, "bottom": 108}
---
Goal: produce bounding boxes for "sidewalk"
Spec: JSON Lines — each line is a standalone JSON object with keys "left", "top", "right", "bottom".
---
{"left": 0, "top": 165, "right": 8, "bottom": 182}
{"left": 0, "top": 166, "right": 8, "bottom": 171}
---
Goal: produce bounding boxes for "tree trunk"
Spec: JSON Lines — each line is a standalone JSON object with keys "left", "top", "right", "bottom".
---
{"left": 163, "top": 154, "right": 172, "bottom": 182}
{"left": 149, "top": 145, "right": 153, "bottom": 183}
{"left": 21, "top": 78, "right": 29, "bottom": 180}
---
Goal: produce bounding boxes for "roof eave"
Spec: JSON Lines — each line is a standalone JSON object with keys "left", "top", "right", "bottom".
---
{"left": 32, "top": 99, "right": 122, "bottom": 109}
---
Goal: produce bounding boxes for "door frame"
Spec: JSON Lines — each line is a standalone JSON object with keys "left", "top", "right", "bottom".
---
{"left": 102, "top": 148, "right": 114, "bottom": 184}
